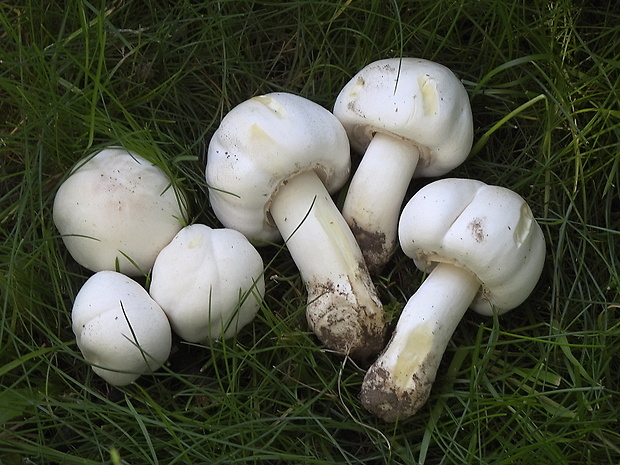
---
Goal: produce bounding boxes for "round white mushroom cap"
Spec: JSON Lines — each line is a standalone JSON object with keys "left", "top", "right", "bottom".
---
{"left": 149, "top": 224, "right": 266, "bottom": 342}
{"left": 398, "top": 178, "right": 546, "bottom": 315}
{"left": 53, "top": 147, "right": 187, "bottom": 276}
{"left": 333, "top": 58, "right": 473, "bottom": 177}
{"left": 72, "top": 270, "right": 172, "bottom": 386}
{"left": 206, "top": 92, "right": 351, "bottom": 243}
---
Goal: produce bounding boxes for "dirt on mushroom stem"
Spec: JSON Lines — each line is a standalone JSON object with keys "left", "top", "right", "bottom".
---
{"left": 305, "top": 261, "right": 386, "bottom": 361}
{"left": 347, "top": 219, "right": 391, "bottom": 275}
{"left": 360, "top": 362, "right": 435, "bottom": 422}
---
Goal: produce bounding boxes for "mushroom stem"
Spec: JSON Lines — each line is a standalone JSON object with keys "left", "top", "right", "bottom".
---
{"left": 270, "top": 170, "right": 386, "bottom": 359}
{"left": 342, "top": 132, "right": 420, "bottom": 273}
{"left": 360, "top": 262, "right": 480, "bottom": 422}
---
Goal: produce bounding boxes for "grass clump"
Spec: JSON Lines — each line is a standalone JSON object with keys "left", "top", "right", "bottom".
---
{"left": 1, "top": 1, "right": 619, "bottom": 464}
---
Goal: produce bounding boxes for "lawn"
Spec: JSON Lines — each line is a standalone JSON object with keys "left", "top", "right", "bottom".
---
{"left": 1, "top": 1, "right": 619, "bottom": 464}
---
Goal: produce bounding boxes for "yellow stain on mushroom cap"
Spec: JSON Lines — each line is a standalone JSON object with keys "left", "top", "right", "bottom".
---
{"left": 188, "top": 234, "right": 203, "bottom": 249}
{"left": 249, "top": 123, "right": 274, "bottom": 143}
{"left": 514, "top": 203, "right": 534, "bottom": 248}
{"left": 253, "top": 94, "right": 288, "bottom": 118}
{"left": 418, "top": 75, "right": 439, "bottom": 116}
{"left": 348, "top": 76, "right": 366, "bottom": 98}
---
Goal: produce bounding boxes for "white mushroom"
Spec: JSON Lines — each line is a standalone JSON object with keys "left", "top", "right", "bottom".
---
{"left": 149, "top": 224, "right": 265, "bottom": 342}
{"left": 72, "top": 270, "right": 172, "bottom": 386}
{"left": 53, "top": 147, "right": 187, "bottom": 276}
{"left": 206, "top": 92, "right": 386, "bottom": 359}
{"left": 360, "top": 178, "right": 546, "bottom": 422}
{"left": 333, "top": 58, "right": 474, "bottom": 273}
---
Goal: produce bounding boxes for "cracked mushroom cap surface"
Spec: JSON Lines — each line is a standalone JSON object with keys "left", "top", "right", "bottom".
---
{"left": 398, "top": 178, "right": 546, "bottom": 315}
{"left": 333, "top": 58, "right": 473, "bottom": 177}
{"left": 206, "top": 92, "right": 351, "bottom": 243}
{"left": 53, "top": 147, "right": 187, "bottom": 276}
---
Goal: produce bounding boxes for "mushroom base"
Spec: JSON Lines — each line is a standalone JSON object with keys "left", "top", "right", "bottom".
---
{"left": 360, "top": 361, "right": 435, "bottom": 422}
{"left": 360, "top": 262, "right": 480, "bottom": 421}
{"left": 306, "top": 263, "right": 386, "bottom": 360}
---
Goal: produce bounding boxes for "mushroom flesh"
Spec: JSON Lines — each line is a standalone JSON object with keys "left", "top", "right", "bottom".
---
{"left": 333, "top": 58, "right": 473, "bottom": 273}
{"left": 149, "top": 224, "right": 265, "bottom": 342}
{"left": 206, "top": 92, "right": 386, "bottom": 360}
{"left": 360, "top": 178, "right": 546, "bottom": 421}
{"left": 53, "top": 146, "right": 187, "bottom": 276}
{"left": 72, "top": 270, "right": 172, "bottom": 386}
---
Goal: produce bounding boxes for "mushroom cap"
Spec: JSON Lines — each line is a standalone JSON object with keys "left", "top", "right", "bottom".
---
{"left": 206, "top": 92, "right": 351, "bottom": 243}
{"left": 398, "top": 178, "right": 546, "bottom": 315}
{"left": 149, "top": 224, "right": 266, "bottom": 342}
{"left": 53, "top": 147, "right": 187, "bottom": 276}
{"left": 333, "top": 58, "right": 473, "bottom": 177}
{"left": 71, "top": 270, "right": 172, "bottom": 386}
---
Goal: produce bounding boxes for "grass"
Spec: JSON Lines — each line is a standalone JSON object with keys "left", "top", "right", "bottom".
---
{"left": 1, "top": 0, "right": 619, "bottom": 463}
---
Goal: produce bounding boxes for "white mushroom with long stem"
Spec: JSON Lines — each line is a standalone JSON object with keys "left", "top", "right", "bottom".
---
{"left": 72, "top": 270, "right": 172, "bottom": 386}
{"left": 333, "top": 58, "right": 473, "bottom": 273}
{"left": 53, "top": 146, "right": 187, "bottom": 276}
{"left": 360, "top": 178, "right": 546, "bottom": 422}
{"left": 206, "top": 92, "right": 386, "bottom": 360}
{"left": 149, "top": 224, "right": 266, "bottom": 342}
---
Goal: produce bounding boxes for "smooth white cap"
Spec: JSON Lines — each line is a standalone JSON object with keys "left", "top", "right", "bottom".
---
{"left": 72, "top": 271, "right": 172, "bottom": 386}
{"left": 53, "top": 147, "right": 187, "bottom": 276}
{"left": 206, "top": 92, "right": 351, "bottom": 243}
{"left": 333, "top": 58, "right": 473, "bottom": 177}
{"left": 149, "top": 224, "right": 265, "bottom": 342}
{"left": 399, "top": 178, "right": 546, "bottom": 315}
